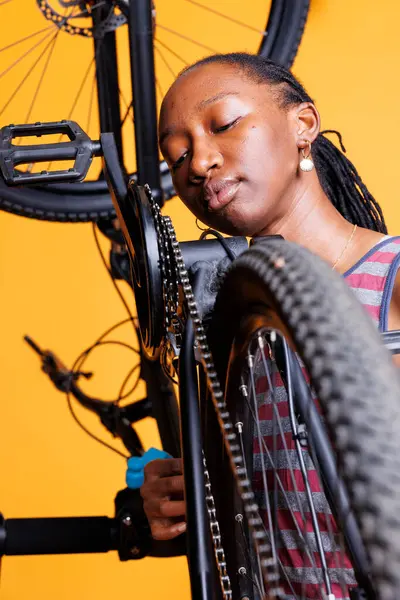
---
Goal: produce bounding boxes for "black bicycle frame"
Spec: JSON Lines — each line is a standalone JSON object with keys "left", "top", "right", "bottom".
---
{"left": 92, "top": 4, "right": 124, "bottom": 167}
{"left": 128, "top": 0, "right": 163, "bottom": 204}
{"left": 92, "top": 0, "right": 162, "bottom": 203}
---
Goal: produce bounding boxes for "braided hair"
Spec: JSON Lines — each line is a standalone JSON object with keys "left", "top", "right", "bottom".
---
{"left": 179, "top": 53, "right": 387, "bottom": 234}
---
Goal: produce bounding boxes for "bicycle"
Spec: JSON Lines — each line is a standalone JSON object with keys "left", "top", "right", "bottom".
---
{"left": 0, "top": 4, "right": 310, "bottom": 578}
{"left": 2, "top": 122, "right": 400, "bottom": 599}
{"left": 4, "top": 3, "right": 400, "bottom": 600}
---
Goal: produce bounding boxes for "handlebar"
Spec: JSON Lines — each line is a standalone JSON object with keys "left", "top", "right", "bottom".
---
{"left": 0, "top": 486, "right": 186, "bottom": 560}
{"left": 24, "top": 335, "right": 151, "bottom": 456}
{"left": 2, "top": 516, "right": 117, "bottom": 556}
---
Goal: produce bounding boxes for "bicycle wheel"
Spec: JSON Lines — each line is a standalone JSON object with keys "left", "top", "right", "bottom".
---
{"left": 202, "top": 237, "right": 400, "bottom": 600}
{"left": 0, "top": 0, "right": 309, "bottom": 222}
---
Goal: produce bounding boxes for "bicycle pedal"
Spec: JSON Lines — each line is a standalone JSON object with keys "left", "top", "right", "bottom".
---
{"left": 0, "top": 120, "right": 101, "bottom": 186}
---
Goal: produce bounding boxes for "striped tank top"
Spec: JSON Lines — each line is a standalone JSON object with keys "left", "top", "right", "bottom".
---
{"left": 253, "top": 236, "right": 400, "bottom": 600}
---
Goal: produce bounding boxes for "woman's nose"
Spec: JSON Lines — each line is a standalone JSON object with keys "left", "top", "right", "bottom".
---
{"left": 189, "top": 140, "right": 223, "bottom": 181}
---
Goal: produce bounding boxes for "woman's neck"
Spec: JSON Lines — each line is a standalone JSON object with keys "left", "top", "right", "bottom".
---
{"left": 253, "top": 172, "right": 380, "bottom": 271}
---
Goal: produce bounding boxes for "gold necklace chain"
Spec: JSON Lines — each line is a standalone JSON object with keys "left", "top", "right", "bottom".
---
{"left": 332, "top": 224, "right": 357, "bottom": 270}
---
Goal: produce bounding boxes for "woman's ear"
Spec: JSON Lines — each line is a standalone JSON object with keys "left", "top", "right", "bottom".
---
{"left": 292, "top": 102, "right": 320, "bottom": 150}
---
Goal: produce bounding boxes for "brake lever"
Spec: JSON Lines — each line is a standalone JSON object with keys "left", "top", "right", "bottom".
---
{"left": 24, "top": 335, "right": 92, "bottom": 393}
{"left": 23, "top": 335, "right": 148, "bottom": 456}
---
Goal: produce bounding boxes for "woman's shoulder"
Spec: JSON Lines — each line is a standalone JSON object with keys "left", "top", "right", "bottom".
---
{"left": 344, "top": 231, "right": 400, "bottom": 331}
{"left": 344, "top": 230, "right": 399, "bottom": 277}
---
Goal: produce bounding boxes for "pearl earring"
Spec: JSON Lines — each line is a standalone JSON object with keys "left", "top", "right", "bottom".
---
{"left": 299, "top": 140, "right": 314, "bottom": 172}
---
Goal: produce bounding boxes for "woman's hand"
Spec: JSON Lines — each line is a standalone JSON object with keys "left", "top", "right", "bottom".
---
{"left": 141, "top": 457, "right": 187, "bottom": 540}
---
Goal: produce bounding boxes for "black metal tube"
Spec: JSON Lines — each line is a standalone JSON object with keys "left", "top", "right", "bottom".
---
{"left": 128, "top": 0, "right": 163, "bottom": 204}
{"left": 120, "top": 397, "right": 153, "bottom": 424}
{"left": 92, "top": 6, "right": 124, "bottom": 166}
{"left": 1, "top": 517, "right": 117, "bottom": 556}
{"left": 140, "top": 355, "right": 181, "bottom": 458}
{"left": 180, "top": 312, "right": 216, "bottom": 600}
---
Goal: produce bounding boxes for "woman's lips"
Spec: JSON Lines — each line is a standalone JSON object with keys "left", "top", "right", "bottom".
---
{"left": 205, "top": 181, "right": 241, "bottom": 212}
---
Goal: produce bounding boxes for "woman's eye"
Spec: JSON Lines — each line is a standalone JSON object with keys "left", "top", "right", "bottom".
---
{"left": 171, "top": 152, "right": 188, "bottom": 172}
{"left": 215, "top": 117, "right": 240, "bottom": 133}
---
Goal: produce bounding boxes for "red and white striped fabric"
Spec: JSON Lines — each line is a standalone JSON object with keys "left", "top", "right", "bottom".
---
{"left": 252, "top": 236, "right": 400, "bottom": 599}
{"left": 346, "top": 236, "right": 400, "bottom": 329}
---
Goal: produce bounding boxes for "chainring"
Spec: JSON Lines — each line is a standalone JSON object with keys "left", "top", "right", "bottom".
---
{"left": 113, "top": 181, "right": 180, "bottom": 359}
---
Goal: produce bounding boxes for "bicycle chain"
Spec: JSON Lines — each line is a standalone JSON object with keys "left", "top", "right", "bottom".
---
{"left": 202, "top": 451, "right": 232, "bottom": 599}
{"left": 145, "top": 184, "right": 179, "bottom": 332}
{"left": 145, "top": 186, "right": 282, "bottom": 599}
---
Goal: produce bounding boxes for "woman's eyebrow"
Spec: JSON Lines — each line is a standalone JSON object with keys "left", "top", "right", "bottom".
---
{"left": 159, "top": 91, "right": 240, "bottom": 146}
{"left": 159, "top": 127, "right": 174, "bottom": 147}
{"left": 195, "top": 91, "right": 239, "bottom": 110}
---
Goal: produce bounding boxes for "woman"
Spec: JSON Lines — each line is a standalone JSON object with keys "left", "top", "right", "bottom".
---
{"left": 141, "top": 53, "right": 400, "bottom": 597}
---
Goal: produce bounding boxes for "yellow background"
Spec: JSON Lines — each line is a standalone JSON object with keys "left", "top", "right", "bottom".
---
{"left": 0, "top": 1, "right": 399, "bottom": 598}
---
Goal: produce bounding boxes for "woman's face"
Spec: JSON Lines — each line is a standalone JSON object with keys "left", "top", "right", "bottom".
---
{"left": 159, "top": 63, "right": 303, "bottom": 237}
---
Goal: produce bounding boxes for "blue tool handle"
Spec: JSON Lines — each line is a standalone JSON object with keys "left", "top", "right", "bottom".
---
{"left": 126, "top": 447, "right": 172, "bottom": 489}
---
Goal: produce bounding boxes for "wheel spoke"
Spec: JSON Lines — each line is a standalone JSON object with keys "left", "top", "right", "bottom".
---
{"left": 19, "top": 28, "right": 61, "bottom": 170}
{"left": 46, "top": 55, "right": 95, "bottom": 170}
{"left": 120, "top": 102, "right": 133, "bottom": 128}
{"left": 0, "top": 28, "right": 56, "bottom": 82}
{"left": 24, "top": 28, "right": 61, "bottom": 125}
{"left": 156, "top": 23, "right": 217, "bottom": 53}
{"left": 64, "top": 0, "right": 99, "bottom": 122}
{"left": 86, "top": 70, "right": 98, "bottom": 136}
{"left": 240, "top": 329, "right": 346, "bottom": 598}
{"left": 282, "top": 338, "right": 334, "bottom": 597}
{"left": 154, "top": 45, "right": 176, "bottom": 80}
{"left": 0, "top": 30, "right": 60, "bottom": 118}
{"left": 154, "top": 37, "right": 189, "bottom": 66}
{"left": 68, "top": 58, "right": 95, "bottom": 120}
{"left": 238, "top": 378, "right": 308, "bottom": 600}
{"left": 270, "top": 343, "right": 279, "bottom": 555}
{"left": 246, "top": 344, "right": 325, "bottom": 599}
{"left": 257, "top": 337, "right": 309, "bottom": 526}
{"left": 241, "top": 366, "right": 322, "bottom": 592}
{"left": 307, "top": 437, "right": 349, "bottom": 600}
{"left": 248, "top": 349, "right": 278, "bottom": 566}
{"left": 185, "top": 0, "right": 267, "bottom": 36}
{"left": 285, "top": 351, "right": 355, "bottom": 598}
{"left": 0, "top": 26, "right": 54, "bottom": 56}
{"left": 12, "top": 3, "right": 75, "bottom": 160}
